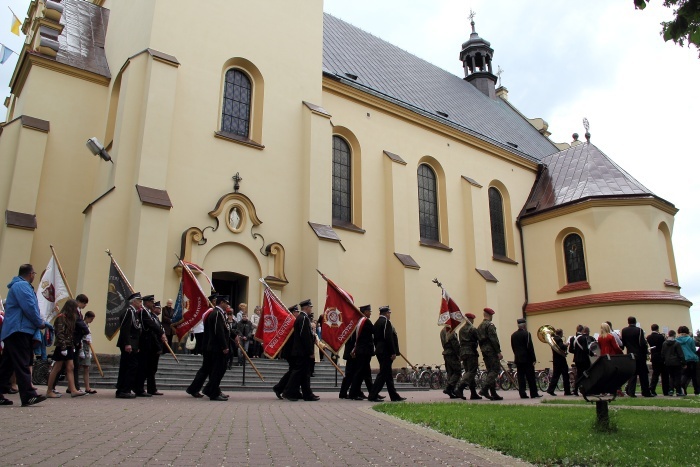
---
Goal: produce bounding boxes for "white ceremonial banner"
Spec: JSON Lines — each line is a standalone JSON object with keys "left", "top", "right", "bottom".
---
{"left": 36, "top": 256, "right": 69, "bottom": 322}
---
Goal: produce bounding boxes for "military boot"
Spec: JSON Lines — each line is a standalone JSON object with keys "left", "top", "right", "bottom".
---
{"left": 469, "top": 384, "right": 482, "bottom": 400}
{"left": 479, "top": 387, "right": 493, "bottom": 400}
{"left": 455, "top": 384, "right": 467, "bottom": 400}
{"left": 490, "top": 387, "right": 503, "bottom": 401}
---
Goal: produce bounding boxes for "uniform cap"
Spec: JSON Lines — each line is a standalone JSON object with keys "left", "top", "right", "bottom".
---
{"left": 483, "top": 307, "right": 495, "bottom": 315}
{"left": 379, "top": 305, "right": 391, "bottom": 313}
{"left": 359, "top": 305, "right": 371, "bottom": 312}
{"left": 154, "top": 301, "right": 161, "bottom": 308}
{"left": 142, "top": 295, "right": 155, "bottom": 302}
{"left": 517, "top": 318, "right": 526, "bottom": 325}
{"left": 465, "top": 313, "right": 476, "bottom": 319}
{"left": 288, "top": 304, "right": 299, "bottom": 313}
{"left": 208, "top": 293, "right": 218, "bottom": 301}
{"left": 128, "top": 292, "right": 142, "bottom": 301}
{"left": 216, "top": 295, "right": 230, "bottom": 304}
{"left": 299, "top": 299, "right": 313, "bottom": 308}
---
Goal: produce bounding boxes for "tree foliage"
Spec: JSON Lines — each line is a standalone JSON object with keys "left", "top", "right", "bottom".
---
{"left": 634, "top": 0, "right": 700, "bottom": 56}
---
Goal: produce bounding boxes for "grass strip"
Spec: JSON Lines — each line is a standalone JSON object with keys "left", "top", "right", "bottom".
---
{"left": 374, "top": 402, "right": 700, "bottom": 466}
{"left": 541, "top": 396, "right": 700, "bottom": 409}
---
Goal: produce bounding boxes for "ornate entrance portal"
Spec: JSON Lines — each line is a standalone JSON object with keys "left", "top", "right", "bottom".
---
{"left": 212, "top": 271, "right": 248, "bottom": 309}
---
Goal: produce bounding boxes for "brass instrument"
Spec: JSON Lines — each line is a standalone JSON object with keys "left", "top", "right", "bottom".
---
{"left": 537, "top": 324, "right": 568, "bottom": 357}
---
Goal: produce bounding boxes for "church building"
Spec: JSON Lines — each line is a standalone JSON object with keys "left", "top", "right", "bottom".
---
{"left": 0, "top": 0, "right": 691, "bottom": 361}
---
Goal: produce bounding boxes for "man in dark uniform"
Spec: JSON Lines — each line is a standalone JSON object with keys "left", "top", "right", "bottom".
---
{"left": 339, "top": 323, "right": 359, "bottom": 399}
{"left": 368, "top": 306, "right": 405, "bottom": 402}
{"left": 477, "top": 307, "right": 503, "bottom": 400}
{"left": 546, "top": 328, "right": 571, "bottom": 396}
{"left": 273, "top": 305, "right": 300, "bottom": 399}
{"left": 456, "top": 312, "right": 481, "bottom": 400}
{"left": 147, "top": 301, "right": 167, "bottom": 395}
{"left": 510, "top": 318, "right": 541, "bottom": 399}
{"left": 647, "top": 323, "right": 668, "bottom": 396}
{"left": 621, "top": 316, "right": 652, "bottom": 397}
{"left": 186, "top": 293, "right": 218, "bottom": 398}
{"left": 568, "top": 324, "right": 590, "bottom": 396}
{"left": 348, "top": 305, "right": 378, "bottom": 400}
{"left": 70, "top": 294, "right": 90, "bottom": 393}
{"left": 134, "top": 295, "right": 167, "bottom": 397}
{"left": 116, "top": 292, "right": 142, "bottom": 399}
{"left": 203, "top": 295, "right": 232, "bottom": 401}
{"left": 440, "top": 323, "right": 461, "bottom": 399}
{"left": 284, "top": 299, "right": 319, "bottom": 401}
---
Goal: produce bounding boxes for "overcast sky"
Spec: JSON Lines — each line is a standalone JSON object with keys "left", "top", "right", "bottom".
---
{"left": 2, "top": 1, "right": 698, "bottom": 330}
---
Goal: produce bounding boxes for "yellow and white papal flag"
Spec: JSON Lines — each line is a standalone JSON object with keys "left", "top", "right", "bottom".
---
{"left": 36, "top": 256, "right": 69, "bottom": 322}
{"left": 9, "top": 9, "right": 21, "bottom": 36}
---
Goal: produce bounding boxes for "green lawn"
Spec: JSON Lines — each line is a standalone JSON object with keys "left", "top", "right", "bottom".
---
{"left": 541, "top": 395, "right": 700, "bottom": 409}
{"left": 374, "top": 402, "right": 700, "bottom": 466}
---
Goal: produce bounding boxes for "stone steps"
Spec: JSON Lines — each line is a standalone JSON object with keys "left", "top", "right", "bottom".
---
{"left": 86, "top": 354, "right": 426, "bottom": 393}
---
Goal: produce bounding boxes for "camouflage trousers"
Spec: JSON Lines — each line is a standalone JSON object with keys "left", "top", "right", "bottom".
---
{"left": 458, "top": 354, "right": 479, "bottom": 388}
{"left": 481, "top": 353, "right": 500, "bottom": 389}
{"left": 443, "top": 355, "right": 462, "bottom": 387}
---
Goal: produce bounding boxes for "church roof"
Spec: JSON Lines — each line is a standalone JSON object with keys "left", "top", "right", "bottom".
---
{"left": 55, "top": 0, "right": 110, "bottom": 78}
{"left": 322, "top": 14, "right": 558, "bottom": 161}
{"left": 519, "top": 142, "right": 672, "bottom": 218}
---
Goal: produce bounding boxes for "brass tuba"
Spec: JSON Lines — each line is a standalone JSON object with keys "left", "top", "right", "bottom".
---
{"left": 537, "top": 325, "right": 567, "bottom": 357}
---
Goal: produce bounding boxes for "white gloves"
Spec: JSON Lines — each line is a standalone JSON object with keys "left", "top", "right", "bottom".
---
{"left": 61, "top": 349, "right": 68, "bottom": 356}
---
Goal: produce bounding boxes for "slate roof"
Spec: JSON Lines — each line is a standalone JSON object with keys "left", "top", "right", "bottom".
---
{"left": 322, "top": 14, "right": 558, "bottom": 162}
{"left": 44, "top": 0, "right": 111, "bottom": 79}
{"left": 519, "top": 142, "right": 672, "bottom": 218}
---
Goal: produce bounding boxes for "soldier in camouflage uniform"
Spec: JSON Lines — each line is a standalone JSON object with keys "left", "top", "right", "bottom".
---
{"left": 456, "top": 312, "right": 481, "bottom": 400}
{"left": 440, "top": 323, "right": 461, "bottom": 399}
{"left": 477, "top": 307, "right": 503, "bottom": 400}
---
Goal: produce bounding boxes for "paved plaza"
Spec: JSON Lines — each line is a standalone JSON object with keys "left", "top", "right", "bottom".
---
{"left": 1, "top": 387, "right": 536, "bottom": 466}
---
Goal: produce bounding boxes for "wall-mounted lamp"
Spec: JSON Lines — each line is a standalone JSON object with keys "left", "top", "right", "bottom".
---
{"left": 86, "top": 137, "right": 113, "bottom": 163}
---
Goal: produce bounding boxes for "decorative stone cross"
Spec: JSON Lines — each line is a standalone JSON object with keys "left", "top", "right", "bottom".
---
{"left": 232, "top": 172, "right": 243, "bottom": 193}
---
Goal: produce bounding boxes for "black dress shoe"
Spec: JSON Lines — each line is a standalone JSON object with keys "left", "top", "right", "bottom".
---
{"left": 115, "top": 392, "right": 136, "bottom": 399}
{"left": 338, "top": 394, "right": 348, "bottom": 399}
{"left": 273, "top": 388, "right": 283, "bottom": 400}
{"left": 283, "top": 394, "right": 299, "bottom": 401}
{"left": 135, "top": 392, "right": 152, "bottom": 397}
{"left": 304, "top": 395, "right": 321, "bottom": 401}
{"left": 186, "top": 390, "right": 204, "bottom": 398}
{"left": 391, "top": 396, "right": 407, "bottom": 402}
{"left": 375, "top": 394, "right": 385, "bottom": 400}
{"left": 520, "top": 394, "right": 529, "bottom": 399}
{"left": 531, "top": 394, "right": 542, "bottom": 398}
{"left": 148, "top": 391, "right": 164, "bottom": 396}
{"left": 546, "top": 391, "right": 557, "bottom": 396}
{"left": 0, "top": 398, "right": 13, "bottom": 405}
{"left": 210, "top": 395, "right": 228, "bottom": 401}
{"left": 351, "top": 396, "right": 365, "bottom": 401}
{"left": 367, "top": 396, "right": 380, "bottom": 402}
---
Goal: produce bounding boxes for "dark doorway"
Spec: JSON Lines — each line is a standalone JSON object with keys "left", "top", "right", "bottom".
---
{"left": 212, "top": 271, "right": 248, "bottom": 309}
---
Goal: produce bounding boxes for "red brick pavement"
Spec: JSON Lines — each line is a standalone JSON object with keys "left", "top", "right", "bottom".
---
{"left": 0, "top": 387, "right": 538, "bottom": 466}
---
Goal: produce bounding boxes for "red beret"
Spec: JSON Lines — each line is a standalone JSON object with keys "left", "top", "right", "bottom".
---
{"left": 465, "top": 313, "right": 476, "bottom": 319}
{"left": 483, "top": 307, "right": 495, "bottom": 315}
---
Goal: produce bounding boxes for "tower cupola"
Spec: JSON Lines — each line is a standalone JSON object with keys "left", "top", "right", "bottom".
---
{"left": 459, "top": 12, "right": 497, "bottom": 98}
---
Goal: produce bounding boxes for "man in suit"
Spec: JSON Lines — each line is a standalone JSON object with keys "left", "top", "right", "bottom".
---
{"left": 186, "top": 293, "right": 218, "bottom": 398}
{"left": 339, "top": 324, "right": 358, "bottom": 399}
{"left": 568, "top": 324, "right": 590, "bottom": 396}
{"left": 134, "top": 295, "right": 167, "bottom": 397}
{"left": 284, "top": 299, "right": 318, "bottom": 401}
{"left": 203, "top": 295, "right": 232, "bottom": 401}
{"left": 546, "top": 328, "right": 572, "bottom": 396}
{"left": 348, "top": 305, "right": 377, "bottom": 400}
{"left": 116, "top": 292, "right": 143, "bottom": 399}
{"left": 273, "top": 305, "right": 300, "bottom": 399}
{"left": 621, "top": 316, "right": 652, "bottom": 397}
{"left": 647, "top": 323, "right": 668, "bottom": 396}
{"left": 456, "top": 312, "right": 480, "bottom": 400}
{"left": 510, "top": 318, "right": 541, "bottom": 399}
{"left": 368, "top": 306, "right": 405, "bottom": 402}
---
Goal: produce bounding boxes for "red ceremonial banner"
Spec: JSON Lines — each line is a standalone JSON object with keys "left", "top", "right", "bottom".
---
{"left": 321, "top": 277, "right": 363, "bottom": 353}
{"left": 437, "top": 287, "right": 465, "bottom": 330}
{"left": 255, "top": 286, "right": 295, "bottom": 359}
{"left": 173, "top": 266, "right": 210, "bottom": 339}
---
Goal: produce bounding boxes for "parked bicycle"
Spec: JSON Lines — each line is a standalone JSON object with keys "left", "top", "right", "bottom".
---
{"left": 430, "top": 364, "right": 446, "bottom": 390}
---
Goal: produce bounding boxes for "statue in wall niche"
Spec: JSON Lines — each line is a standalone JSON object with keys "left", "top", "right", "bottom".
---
{"left": 229, "top": 206, "right": 241, "bottom": 230}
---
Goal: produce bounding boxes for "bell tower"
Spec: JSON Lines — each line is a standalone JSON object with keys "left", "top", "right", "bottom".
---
{"left": 459, "top": 11, "right": 497, "bottom": 99}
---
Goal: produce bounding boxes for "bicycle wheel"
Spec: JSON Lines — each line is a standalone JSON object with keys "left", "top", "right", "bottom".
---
{"left": 499, "top": 373, "right": 513, "bottom": 391}
{"left": 537, "top": 372, "right": 550, "bottom": 392}
{"left": 569, "top": 370, "right": 577, "bottom": 389}
{"left": 430, "top": 372, "right": 442, "bottom": 390}
{"left": 556, "top": 377, "right": 564, "bottom": 392}
{"left": 32, "top": 360, "right": 50, "bottom": 386}
{"left": 418, "top": 371, "right": 431, "bottom": 388}
{"left": 396, "top": 372, "right": 406, "bottom": 383}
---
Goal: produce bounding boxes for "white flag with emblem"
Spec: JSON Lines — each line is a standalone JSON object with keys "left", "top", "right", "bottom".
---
{"left": 36, "top": 256, "right": 69, "bottom": 322}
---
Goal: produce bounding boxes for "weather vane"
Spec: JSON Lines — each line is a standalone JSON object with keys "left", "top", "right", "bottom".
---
{"left": 496, "top": 66, "right": 504, "bottom": 86}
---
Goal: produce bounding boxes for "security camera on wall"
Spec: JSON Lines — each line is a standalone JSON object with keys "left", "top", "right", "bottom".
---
{"left": 86, "top": 137, "right": 112, "bottom": 163}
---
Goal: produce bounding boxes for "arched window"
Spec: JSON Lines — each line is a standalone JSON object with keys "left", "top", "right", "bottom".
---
{"left": 332, "top": 136, "right": 352, "bottom": 223}
{"left": 417, "top": 164, "right": 439, "bottom": 241}
{"left": 564, "top": 234, "right": 586, "bottom": 283}
{"left": 221, "top": 69, "right": 252, "bottom": 137}
{"left": 488, "top": 187, "right": 506, "bottom": 257}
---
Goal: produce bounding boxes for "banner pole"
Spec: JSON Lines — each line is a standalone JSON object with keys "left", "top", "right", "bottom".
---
{"left": 106, "top": 250, "right": 135, "bottom": 293}
{"left": 316, "top": 341, "right": 344, "bottom": 376}
{"left": 399, "top": 352, "right": 418, "bottom": 373}
{"left": 50, "top": 245, "right": 74, "bottom": 299}
{"left": 237, "top": 339, "right": 264, "bottom": 381}
{"left": 87, "top": 342, "right": 104, "bottom": 377}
